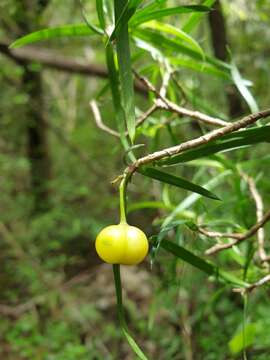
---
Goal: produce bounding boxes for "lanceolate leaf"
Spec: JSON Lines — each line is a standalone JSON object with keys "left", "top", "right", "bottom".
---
{"left": 170, "top": 57, "right": 231, "bottom": 80}
{"left": 109, "top": 0, "right": 144, "bottom": 41}
{"left": 162, "top": 171, "right": 231, "bottom": 228}
{"left": 96, "top": 0, "right": 106, "bottom": 30}
{"left": 130, "top": 5, "right": 210, "bottom": 27}
{"left": 140, "top": 21, "right": 204, "bottom": 60}
{"left": 133, "top": 28, "right": 230, "bottom": 73}
{"left": 128, "top": 201, "right": 173, "bottom": 213}
{"left": 158, "top": 126, "right": 270, "bottom": 165}
{"left": 9, "top": 24, "right": 98, "bottom": 48}
{"left": 138, "top": 167, "right": 220, "bottom": 200}
{"left": 231, "top": 61, "right": 259, "bottom": 113}
{"left": 105, "top": 43, "right": 131, "bottom": 153}
{"left": 160, "top": 240, "right": 249, "bottom": 287}
{"left": 182, "top": 0, "right": 216, "bottom": 33}
{"left": 114, "top": 0, "right": 136, "bottom": 143}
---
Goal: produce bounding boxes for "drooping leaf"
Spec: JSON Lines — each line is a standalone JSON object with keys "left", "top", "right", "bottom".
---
{"left": 162, "top": 170, "right": 231, "bottom": 228}
{"left": 96, "top": 0, "right": 106, "bottom": 30}
{"left": 128, "top": 201, "right": 173, "bottom": 213}
{"left": 133, "top": 28, "right": 230, "bottom": 73}
{"left": 170, "top": 57, "right": 231, "bottom": 80}
{"left": 9, "top": 24, "right": 98, "bottom": 48}
{"left": 138, "top": 167, "right": 220, "bottom": 200}
{"left": 231, "top": 61, "right": 259, "bottom": 113}
{"left": 158, "top": 126, "right": 270, "bottom": 165}
{"left": 140, "top": 21, "right": 204, "bottom": 60}
{"left": 182, "top": 0, "right": 216, "bottom": 33}
{"left": 109, "top": 0, "right": 144, "bottom": 41}
{"left": 131, "top": 5, "right": 210, "bottom": 27}
{"left": 184, "top": 87, "right": 229, "bottom": 119}
{"left": 160, "top": 240, "right": 248, "bottom": 287}
{"left": 105, "top": 44, "right": 129, "bottom": 150}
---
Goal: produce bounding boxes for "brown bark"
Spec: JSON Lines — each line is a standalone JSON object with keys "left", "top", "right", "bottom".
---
{"left": 23, "top": 68, "right": 51, "bottom": 212}
{"left": 19, "top": 1, "right": 51, "bottom": 213}
{"left": 0, "top": 40, "right": 148, "bottom": 95}
{"left": 208, "top": 0, "right": 245, "bottom": 117}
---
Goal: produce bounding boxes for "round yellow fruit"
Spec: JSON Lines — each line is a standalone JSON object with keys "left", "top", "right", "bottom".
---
{"left": 95, "top": 223, "right": 148, "bottom": 265}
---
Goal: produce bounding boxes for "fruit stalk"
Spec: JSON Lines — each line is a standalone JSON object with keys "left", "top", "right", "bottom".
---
{"left": 119, "top": 173, "right": 129, "bottom": 224}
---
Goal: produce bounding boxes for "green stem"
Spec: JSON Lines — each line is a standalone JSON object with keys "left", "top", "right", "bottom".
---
{"left": 113, "top": 264, "right": 149, "bottom": 360}
{"left": 113, "top": 264, "right": 125, "bottom": 325}
{"left": 119, "top": 174, "right": 128, "bottom": 223}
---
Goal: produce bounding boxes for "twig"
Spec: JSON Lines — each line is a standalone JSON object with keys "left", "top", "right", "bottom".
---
{"left": 198, "top": 227, "right": 242, "bottom": 240}
{"left": 201, "top": 172, "right": 270, "bottom": 260}
{"left": 135, "top": 104, "right": 158, "bottom": 127}
{"left": 134, "top": 71, "right": 230, "bottom": 127}
{"left": 0, "top": 40, "right": 147, "bottom": 95}
{"left": 234, "top": 274, "right": 270, "bottom": 294}
{"left": 243, "top": 174, "right": 268, "bottom": 262}
{"left": 90, "top": 100, "right": 120, "bottom": 137}
{"left": 171, "top": 71, "right": 188, "bottom": 105}
{"left": 155, "top": 98, "right": 229, "bottom": 127}
{"left": 130, "top": 108, "right": 270, "bottom": 169}
{"left": 204, "top": 209, "right": 270, "bottom": 255}
{"left": 90, "top": 100, "right": 158, "bottom": 137}
{"left": 160, "top": 67, "right": 171, "bottom": 98}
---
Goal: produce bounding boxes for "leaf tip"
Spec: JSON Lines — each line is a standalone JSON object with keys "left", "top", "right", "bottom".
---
{"left": 210, "top": 193, "right": 221, "bottom": 201}
{"left": 9, "top": 41, "right": 18, "bottom": 49}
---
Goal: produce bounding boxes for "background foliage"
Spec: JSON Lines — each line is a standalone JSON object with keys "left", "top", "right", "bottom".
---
{"left": 1, "top": 0, "right": 270, "bottom": 359}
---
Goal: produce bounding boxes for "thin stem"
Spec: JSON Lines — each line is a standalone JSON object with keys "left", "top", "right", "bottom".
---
{"left": 113, "top": 264, "right": 125, "bottom": 325}
{"left": 132, "top": 108, "right": 270, "bottom": 169}
{"left": 112, "top": 264, "right": 148, "bottom": 360}
{"left": 119, "top": 175, "right": 129, "bottom": 223}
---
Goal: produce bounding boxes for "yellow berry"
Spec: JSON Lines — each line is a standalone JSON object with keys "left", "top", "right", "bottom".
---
{"left": 95, "top": 223, "right": 148, "bottom": 265}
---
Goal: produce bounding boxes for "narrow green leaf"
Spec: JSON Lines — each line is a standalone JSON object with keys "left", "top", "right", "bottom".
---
{"left": 115, "top": 0, "right": 136, "bottom": 143}
{"left": 128, "top": 201, "right": 173, "bottom": 213}
{"left": 184, "top": 88, "right": 229, "bottom": 119}
{"left": 224, "top": 125, "right": 270, "bottom": 139}
{"left": 170, "top": 57, "right": 231, "bottom": 80}
{"left": 105, "top": 44, "right": 129, "bottom": 150}
{"left": 80, "top": 2, "right": 105, "bottom": 36}
{"left": 141, "top": 21, "right": 204, "bottom": 60}
{"left": 162, "top": 170, "right": 231, "bottom": 228}
{"left": 160, "top": 240, "right": 248, "bottom": 287}
{"left": 9, "top": 24, "right": 97, "bottom": 48}
{"left": 133, "top": 28, "right": 230, "bottom": 73}
{"left": 131, "top": 5, "right": 209, "bottom": 27}
{"left": 231, "top": 61, "right": 259, "bottom": 113}
{"left": 96, "top": 0, "right": 106, "bottom": 30}
{"left": 182, "top": 0, "right": 216, "bottom": 33}
{"left": 158, "top": 126, "right": 270, "bottom": 165}
{"left": 139, "top": 167, "right": 220, "bottom": 200}
{"left": 161, "top": 239, "right": 214, "bottom": 275}
{"left": 122, "top": 328, "right": 149, "bottom": 360}
{"left": 109, "top": 0, "right": 144, "bottom": 41}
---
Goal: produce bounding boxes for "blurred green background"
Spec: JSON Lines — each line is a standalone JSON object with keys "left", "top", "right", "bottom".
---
{"left": 1, "top": 1, "right": 270, "bottom": 359}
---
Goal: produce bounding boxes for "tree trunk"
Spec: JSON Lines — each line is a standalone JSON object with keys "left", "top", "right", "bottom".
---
{"left": 23, "top": 67, "right": 51, "bottom": 212}
{"left": 208, "top": 0, "right": 245, "bottom": 117}
{"left": 20, "top": 1, "right": 51, "bottom": 213}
